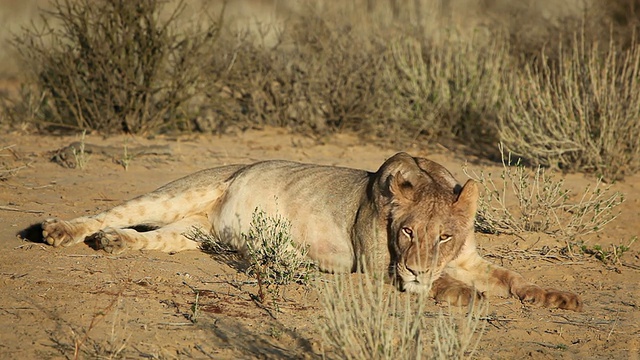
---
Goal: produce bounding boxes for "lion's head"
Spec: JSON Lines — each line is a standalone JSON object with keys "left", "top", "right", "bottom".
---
{"left": 373, "top": 152, "right": 478, "bottom": 293}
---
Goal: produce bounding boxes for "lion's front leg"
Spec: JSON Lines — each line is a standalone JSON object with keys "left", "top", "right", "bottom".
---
{"left": 445, "top": 252, "right": 583, "bottom": 311}
{"left": 430, "top": 273, "right": 484, "bottom": 306}
{"left": 491, "top": 267, "right": 583, "bottom": 311}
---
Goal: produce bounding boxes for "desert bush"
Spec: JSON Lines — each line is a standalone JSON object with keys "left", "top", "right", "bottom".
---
{"left": 499, "top": 36, "right": 640, "bottom": 181}
{"left": 319, "top": 272, "right": 486, "bottom": 360}
{"left": 243, "top": 208, "right": 315, "bottom": 286}
{"left": 199, "top": 9, "right": 390, "bottom": 135}
{"left": 385, "top": 35, "right": 509, "bottom": 146}
{"left": 6, "top": 0, "right": 220, "bottom": 133}
{"left": 464, "top": 145, "right": 624, "bottom": 239}
{"left": 188, "top": 208, "right": 315, "bottom": 286}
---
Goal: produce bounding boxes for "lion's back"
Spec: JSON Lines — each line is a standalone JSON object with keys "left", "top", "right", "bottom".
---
{"left": 212, "top": 160, "right": 372, "bottom": 271}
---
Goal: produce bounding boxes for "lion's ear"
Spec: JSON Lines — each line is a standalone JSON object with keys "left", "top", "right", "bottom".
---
{"left": 388, "top": 171, "right": 417, "bottom": 202}
{"left": 453, "top": 179, "right": 479, "bottom": 219}
{"left": 375, "top": 152, "right": 422, "bottom": 203}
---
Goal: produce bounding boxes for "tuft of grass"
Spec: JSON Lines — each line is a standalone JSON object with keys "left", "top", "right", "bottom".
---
{"left": 116, "top": 141, "right": 133, "bottom": 171}
{"left": 319, "top": 271, "right": 486, "bottom": 360}
{"left": 72, "top": 130, "right": 91, "bottom": 170}
{"left": 464, "top": 144, "right": 623, "bottom": 239}
{"left": 431, "top": 304, "right": 487, "bottom": 360}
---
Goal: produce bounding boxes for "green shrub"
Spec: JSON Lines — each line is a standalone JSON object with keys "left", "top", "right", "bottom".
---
{"left": 244, "top": 208, "right": 315, "bottom": 286}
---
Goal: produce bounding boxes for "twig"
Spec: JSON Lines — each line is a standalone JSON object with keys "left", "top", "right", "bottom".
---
{"left": 622, "top": 262, "right": 640, "bottom": 270}
{"left": 195, "top": 344, "right": 215, "bottom": 359}
{"left": 0, "top": 145, "right": 16, "bottom": 152}
{"left": 607, "top": 311, "right": 619, "bottom": 341}
{"left": 0, "top": 205, "right": 44, "bottom": 214}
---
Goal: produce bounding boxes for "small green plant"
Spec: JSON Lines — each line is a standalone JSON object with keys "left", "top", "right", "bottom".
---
{"left": 464, "top": 144, "right": 623, "bottom": 239}
{"left": 575, "top": 237, "right": 636, "bottom": 265}
{"left": 117, "top": 142, "right": 133, "bottom": 171}
{"left": 72, "top": 130, "right": 91, "bottom": 170}
{"left": 188, "top": 227, "right": 237, "bottom": 256}
{"left": 188, "top": 291, "right": 200, "bottom": 324}
{"left": 186, "top": 208, "right": 315, "bottom": 307}
{"left": 243, "top": 208, "right": 315, "bottom": 287}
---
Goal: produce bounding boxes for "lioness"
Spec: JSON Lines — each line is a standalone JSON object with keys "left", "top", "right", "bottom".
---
{"left": 41, "top": 152, "right": 582, "bottom": 311}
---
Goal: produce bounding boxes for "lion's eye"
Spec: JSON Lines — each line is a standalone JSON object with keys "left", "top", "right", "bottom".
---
{"left": 401, "top": 227, "right": 413, "bottom": 239}
{"left": 439, "top": 234, "right": 452, "bottom": 244}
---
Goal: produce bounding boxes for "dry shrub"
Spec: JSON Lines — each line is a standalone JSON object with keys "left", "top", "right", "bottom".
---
{"left": 319, "top": 272, "right": 486, "bottom": 360}
{"left": 6, "top": 0, "right": 220, "bottom": 133}
{"left": 464, "top": 145, "right": 624, "bottom": 239}
{"left": 385, "top": 35, "right": 508, "bottom": 145}
{"left": 198, "top": 7, "right": 389, "bottom": 136}
{"left": 500, "top": 36, "right": 640, "bottom": 181}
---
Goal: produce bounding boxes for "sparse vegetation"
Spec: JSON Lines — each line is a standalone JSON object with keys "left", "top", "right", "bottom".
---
{"left": 572, "top": 236, "right": 637, "bottom": 265}
{"left": 465, "top": 145, "right": 624, "bottom": 239}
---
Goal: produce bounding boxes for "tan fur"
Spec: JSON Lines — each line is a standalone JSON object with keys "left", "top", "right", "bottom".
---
{"left": 41, "top": 153, "right": 582, "bottom": 311}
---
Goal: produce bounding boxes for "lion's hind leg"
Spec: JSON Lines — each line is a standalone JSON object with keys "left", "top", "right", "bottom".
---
{"left": 88, "top": 215, "right": 210, "bottom": 254}
{"left": 42, "top": 182, "right": 226, "bottom": 249}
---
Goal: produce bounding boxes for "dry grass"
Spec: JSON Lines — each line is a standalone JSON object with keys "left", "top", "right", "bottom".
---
{"left": 319, "top": 271, "right": 487, "bottom": 360}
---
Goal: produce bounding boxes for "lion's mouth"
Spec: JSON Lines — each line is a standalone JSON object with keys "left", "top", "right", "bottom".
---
{"left": 398, "top": 271, "right": 440, "bottom": 293}
{"left": 400, "top": 276, "right": 431, "bottom": 293}
{"left": 401, "top": 279, "right": 431, "bottom": 293}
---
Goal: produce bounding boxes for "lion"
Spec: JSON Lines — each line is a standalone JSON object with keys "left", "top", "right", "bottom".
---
{"left": 41, "top": 152, "right": 582, "bottom": 311}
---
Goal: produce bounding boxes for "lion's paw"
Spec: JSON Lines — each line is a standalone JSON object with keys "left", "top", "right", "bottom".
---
{"left": 42, "top": 218, "right": 79, "bottom": 247}
{"left": 88, "top": 228, "right": 127, "bottom": 254}
{"left": 434, "top": 284, "right": 485, "bottom": 307}
{"left": 517, "top": 286, "right": 583, "bottom": 311}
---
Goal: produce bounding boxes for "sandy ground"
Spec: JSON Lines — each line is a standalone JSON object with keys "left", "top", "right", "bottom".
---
{"left": 0, "top": 129, "right": 639, "bottom": 359}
